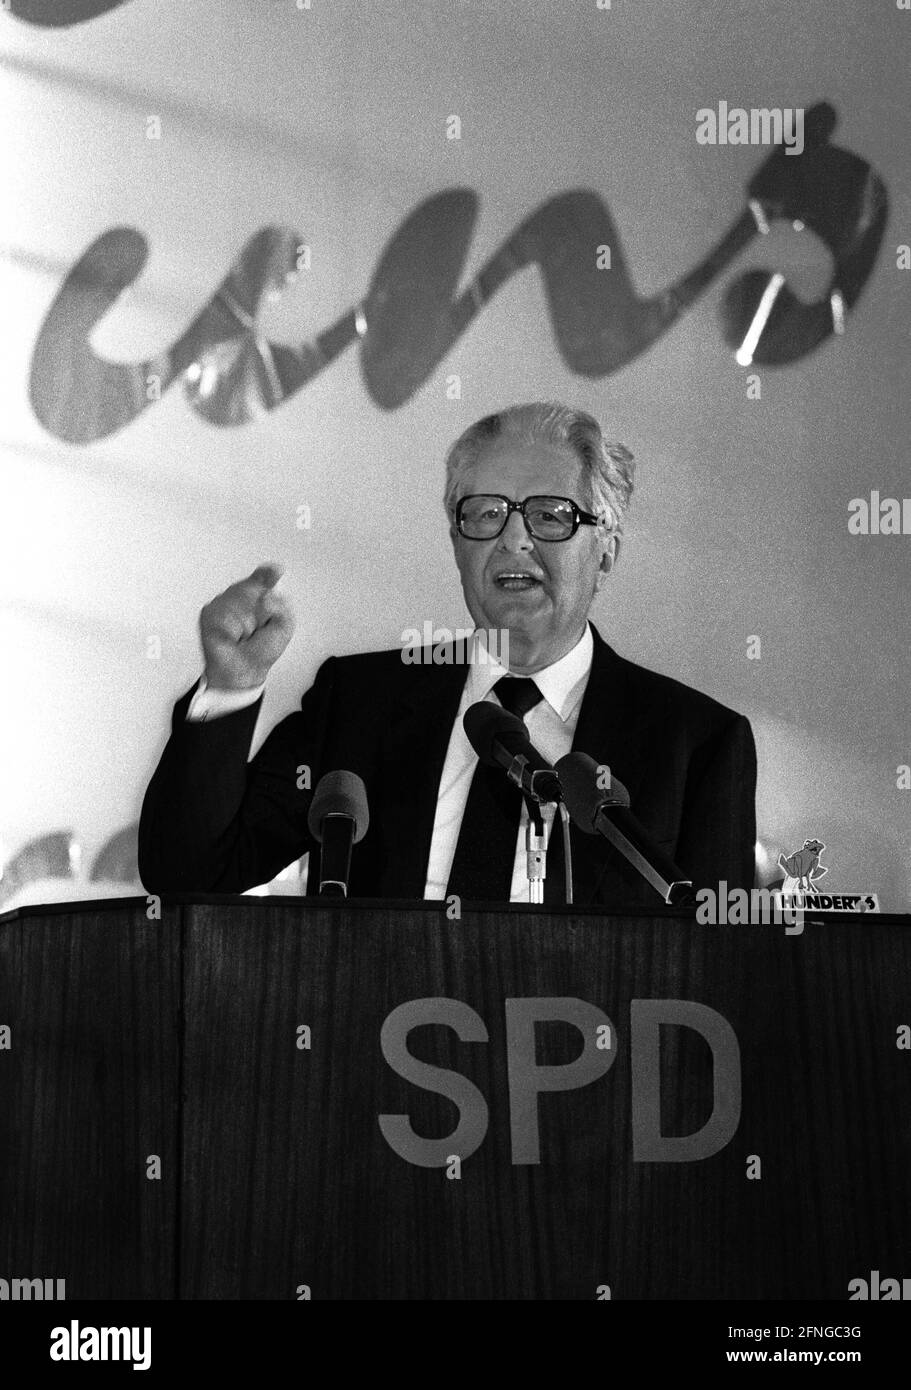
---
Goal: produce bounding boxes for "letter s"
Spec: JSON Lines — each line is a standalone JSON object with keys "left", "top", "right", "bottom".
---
{"left": 378, "top": 998, "right": 489, "bottom": 1167}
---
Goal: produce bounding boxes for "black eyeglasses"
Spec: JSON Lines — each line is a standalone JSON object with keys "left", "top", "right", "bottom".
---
{"left": 454, "top": 494, "right": 602, "bottom": 542}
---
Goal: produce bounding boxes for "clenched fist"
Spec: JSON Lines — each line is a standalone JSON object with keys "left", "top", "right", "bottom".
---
{"left": 200, "top": 563, "right": 295, "bottom": 691}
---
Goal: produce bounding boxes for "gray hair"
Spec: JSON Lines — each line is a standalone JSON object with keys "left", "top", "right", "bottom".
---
{"left": 443, "top": 402, "right": 635, "bottom": 534}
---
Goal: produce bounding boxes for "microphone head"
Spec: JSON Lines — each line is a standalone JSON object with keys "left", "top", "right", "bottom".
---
{"left": 463, "top": 701, "right": 528, "bottom": 765}
{"left": 307, "top": 770, "right": 370, "bottom": 844}
{"left": 554, "top": 752, "right": 630, "bottom": 832}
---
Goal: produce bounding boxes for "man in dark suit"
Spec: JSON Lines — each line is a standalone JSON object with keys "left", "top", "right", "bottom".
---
{"left": 139, "top": 402, "right": 756, "bottom": 905}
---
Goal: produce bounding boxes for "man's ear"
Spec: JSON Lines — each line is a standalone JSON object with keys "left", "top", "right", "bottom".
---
{"left": 597, "top": 532, "right": 619, "bottom": 582}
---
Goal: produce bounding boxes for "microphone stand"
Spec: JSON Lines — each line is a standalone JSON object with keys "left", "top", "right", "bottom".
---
{"left": 523, "top": 794, "right": 547, "bottom": 904}
{"left": 592, "top": 805, "right": 695, "bottom": 907}
{"left": 558, "top": 802, "right": 574, "bottom": 905}
{"left": 521, "top": 796, "right": 575, "bottom": 906}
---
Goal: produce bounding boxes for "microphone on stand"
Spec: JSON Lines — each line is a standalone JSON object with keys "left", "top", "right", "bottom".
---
{"left": 463, "top": 702, "right": 562, "bottom": 804}
{"left": 555, "top": 752, "right": 697, "bottom": 907}
{"left": 307, "top": 770, "right": 370, "bottom": 897}
{"left": 463, "top": 702, "right": 572, "bottom": 904}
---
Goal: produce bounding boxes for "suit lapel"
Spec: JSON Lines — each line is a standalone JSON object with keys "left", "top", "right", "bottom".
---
{"left": 375, "top": 625, "right": 658, "bottom": 904}
{"left": 569, "top": 624, "right": 655, "bottom": 903}
{"left": 379, "top": 642, "right": 470, "bottom": 897}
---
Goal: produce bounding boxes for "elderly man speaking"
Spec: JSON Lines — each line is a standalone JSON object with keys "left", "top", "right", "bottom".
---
{"left": 139, "top": 402, "right": 756, "bottom": 905}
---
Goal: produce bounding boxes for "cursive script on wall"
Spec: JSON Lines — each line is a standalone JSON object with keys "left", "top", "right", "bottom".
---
{"left": 8, "top": 0, "right": 133, "bottom": 25}
{"left": 28, "top": 103, "right": 887, "bottom": 445}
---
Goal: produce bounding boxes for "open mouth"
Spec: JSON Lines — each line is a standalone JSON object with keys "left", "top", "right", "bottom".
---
{"left": 493, "top": 572, "right": 543, "bottom": 592}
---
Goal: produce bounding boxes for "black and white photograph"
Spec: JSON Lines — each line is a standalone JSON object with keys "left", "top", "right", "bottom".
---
{"left": 1, "top": 0, "right": 909, "bottom": 1364}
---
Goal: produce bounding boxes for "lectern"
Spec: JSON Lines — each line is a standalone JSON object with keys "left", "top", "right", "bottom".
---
{"left": 2, "top": 896, "right": 909, "bottom": 1299}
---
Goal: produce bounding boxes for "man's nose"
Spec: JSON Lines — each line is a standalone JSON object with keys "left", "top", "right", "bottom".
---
{"left": 497, "top": 509, "right": 534, "bottom": 552}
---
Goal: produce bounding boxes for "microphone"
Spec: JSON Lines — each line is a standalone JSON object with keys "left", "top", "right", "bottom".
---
{"left": 555, "top": 752, "right": 696, "bottom": 907}
{"left": 463, "top": 702, "right": 562, "bottom": 804}
{"left": 306, "top": 770, "right": 370, "bottom": 898}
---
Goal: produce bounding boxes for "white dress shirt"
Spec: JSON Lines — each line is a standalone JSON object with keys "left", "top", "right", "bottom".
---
{"left": 423, "top": 625, "right": 593, "bottom": 901}
{"left": 187, "top": 675, "right": 267, "bottom": 722}
{"left": 185, "top": 623, "right": 595, "bottom": 902}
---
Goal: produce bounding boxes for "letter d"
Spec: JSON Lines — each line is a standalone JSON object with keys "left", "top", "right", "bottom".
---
{"left": 631, "top": 999, "right": 741, "bottom": 1161}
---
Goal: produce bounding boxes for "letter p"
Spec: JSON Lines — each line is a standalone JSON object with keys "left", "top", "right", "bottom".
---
{"left": 505, "top": 997, "right": 616, "bottom": 1164}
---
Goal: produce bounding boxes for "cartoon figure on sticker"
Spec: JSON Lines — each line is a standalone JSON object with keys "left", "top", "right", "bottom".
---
{"left": 778, "top": 838, "right": 827, "bottom": 894}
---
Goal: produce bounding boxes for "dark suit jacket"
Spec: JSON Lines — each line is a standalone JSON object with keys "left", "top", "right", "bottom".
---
{"left": 138, "top": 623, "right": 757, "bottom": 905}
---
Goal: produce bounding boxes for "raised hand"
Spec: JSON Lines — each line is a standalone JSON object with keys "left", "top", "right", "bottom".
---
{"left": 199, "top": 563, "right": 295, "bottom": 691}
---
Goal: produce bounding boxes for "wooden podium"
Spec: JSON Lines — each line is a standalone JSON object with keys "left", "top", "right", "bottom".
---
{"left": 2, "top": 896, "right": 910, "bottom": 1300}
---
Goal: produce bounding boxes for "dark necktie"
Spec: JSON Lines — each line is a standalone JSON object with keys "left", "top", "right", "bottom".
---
{"left": 446, "top": 676, "right": 544, "bottom": 902}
